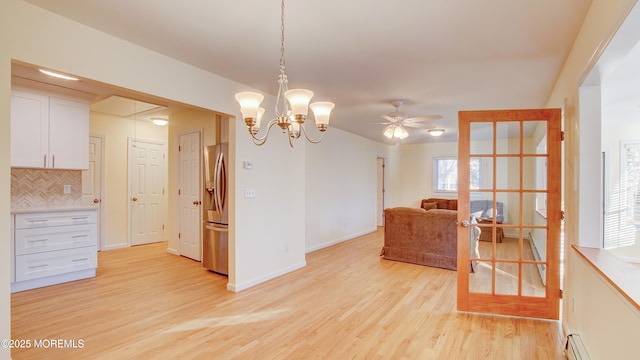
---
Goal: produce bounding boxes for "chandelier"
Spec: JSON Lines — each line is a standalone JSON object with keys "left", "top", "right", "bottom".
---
{"left": 234, "top": 0, "right": 334, "bottom": 147}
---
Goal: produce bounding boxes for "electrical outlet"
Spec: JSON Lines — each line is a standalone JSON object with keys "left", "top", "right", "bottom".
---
{"left": 63, "top": 185, "right": 71, "bottom": 194}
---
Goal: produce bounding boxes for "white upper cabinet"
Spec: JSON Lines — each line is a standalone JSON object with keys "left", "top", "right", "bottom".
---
{"left": 11, "top": 89, "right": 89, "bottom": 170}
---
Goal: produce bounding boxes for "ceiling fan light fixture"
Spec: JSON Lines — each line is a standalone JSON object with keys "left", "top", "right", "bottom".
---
{"left": 383, "top": 126, "right": 395, "bottom": 139}
{"left": 394, "top": 126, "right": 409, "bottom": 139}
{"left": 429, "top": 129, "right": 445, "bottom": 137}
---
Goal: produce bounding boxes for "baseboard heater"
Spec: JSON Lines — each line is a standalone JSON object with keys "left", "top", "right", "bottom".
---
{"left": 565, "top": 334, "right": 590, "bottom": 360}
{"left": 528, "top": 231, "right": 546, "bottom": 286}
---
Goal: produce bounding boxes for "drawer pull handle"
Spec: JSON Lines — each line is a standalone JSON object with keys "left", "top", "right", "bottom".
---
{"left": 28, "top": 219, "right": 48, "bottom": 224}
{"left": 71, "top": 217, "right": 88, "bottom": 221}
{"left": 72, "top": 258, "right": 89, "bottom": 262}
{"left": 72, "top": 235, "right": 88, "bottom": 239}
{"left": 27, "top": 239, "right": 48, "bottom": 243}
{"left": 28, "top": 264, "right": 48, "bottom": 269}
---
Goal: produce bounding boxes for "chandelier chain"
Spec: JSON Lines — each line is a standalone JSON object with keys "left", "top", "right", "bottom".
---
{"left": 280, "top": 0, "right": 286, "bottom": 75}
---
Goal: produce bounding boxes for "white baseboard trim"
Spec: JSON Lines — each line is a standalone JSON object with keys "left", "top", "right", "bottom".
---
{"left": 305, "top": 227, "right": 378, "bottom": 253}
{"left": 166, "top": 247, "right": 179, "bottom": 255}
{"left": 11, "top": 269, "right": 96, "bottom": 293}
{"left": 227, "top": 261, "right": 307, "bottom": 293}
{"left": 103, "top": 243, "right": 128, "bottom": 251}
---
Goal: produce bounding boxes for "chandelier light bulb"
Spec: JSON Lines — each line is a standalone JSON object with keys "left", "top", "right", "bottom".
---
{"left": 235, "top": 92, "right": 264, "bottom": 121}
{"left": 284, "top": 89, "right": 314, "bottom": 119}
{"left": 310, "top": 102, "right": 334, "bottom": 131}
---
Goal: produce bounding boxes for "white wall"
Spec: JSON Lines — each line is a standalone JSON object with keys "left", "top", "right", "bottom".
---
{"left": 0, "top": 11, "right": 11, "bottom": 360}
{"left": 546, "top": 0, "right": 640, "bottom": 355}
{"left": 566, "top": 251, "right": 640, "bottom": 359}
{"left": 90, "top": 113, "right": 168, "bottom": 249}
{"left": 305, "top": 128, "right": 389, "bottom": 252}
{"left": 387, "top": 141, "right": 459, "bottom": 208}
{"left": 0, "top": 2, "right": 310, "bottom": 354}
{"left": 231, "top": 126, "right": 306, "bottom": 291}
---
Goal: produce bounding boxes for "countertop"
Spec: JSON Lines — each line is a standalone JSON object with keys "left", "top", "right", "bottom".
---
{"left": 11, "top": 205, "right": 99, "bottom": 214}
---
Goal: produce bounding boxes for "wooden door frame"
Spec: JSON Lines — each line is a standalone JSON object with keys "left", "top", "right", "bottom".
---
{"left": 457, "top": 108, "right": 562, "bottom": 320}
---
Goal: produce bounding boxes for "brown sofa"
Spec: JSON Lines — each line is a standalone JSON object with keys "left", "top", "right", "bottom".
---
{"left": 422, "top": 197, "right": 505, "bottom": 223}
{"left": 381, "top": 207, "right": 459, "bottom": 270}
{"left": 421, "top": 198, "right": 458, "bottom": 211}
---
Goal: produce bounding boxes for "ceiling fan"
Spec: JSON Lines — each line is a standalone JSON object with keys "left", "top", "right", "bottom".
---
{"left": 377, "top": 100, "right": 443, "bottom": 140}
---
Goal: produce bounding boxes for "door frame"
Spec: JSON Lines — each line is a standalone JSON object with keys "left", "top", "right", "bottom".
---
{"left": 377, "top": 157, "right": 386, "bottom": 227}
{"left": 177, "top": 129, "right": 203, "bottom": 260}
{"left": 127, "top": 137, "right": 167, "bottom": 247}
{"left": 457, "top": 108, "right": 562, "bottom": 320}
{"left": 90, "top": 133, "right": 106, "bottom": 251}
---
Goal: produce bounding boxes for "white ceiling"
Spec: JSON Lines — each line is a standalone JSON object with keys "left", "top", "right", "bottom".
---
{"left": 18, "top": 0, "right": 605, "bottom": 143}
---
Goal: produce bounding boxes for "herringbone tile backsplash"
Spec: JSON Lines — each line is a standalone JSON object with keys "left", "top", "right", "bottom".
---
{"left": 11, "top": 168, "right": 82, "bottom": 209}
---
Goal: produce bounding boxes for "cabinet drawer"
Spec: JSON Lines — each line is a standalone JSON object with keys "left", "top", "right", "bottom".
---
{"left": 15, "top": 210, "right": 96, "bottom": 229}
{"left": 15, "top": 246, "right": 97, "bottom": 282}
{"left": 15, "top": 224, "right": 96, "bottom": 255}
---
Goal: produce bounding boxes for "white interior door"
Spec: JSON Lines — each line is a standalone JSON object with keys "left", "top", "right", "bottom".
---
{"left": 129, "top": 138, "right": 165, "bottom": 246}
{"left": 178, "top": 131, "right": 201, "bottom": 261}
{"left": 82, "top": 135, "right": 104, "bottom": 249}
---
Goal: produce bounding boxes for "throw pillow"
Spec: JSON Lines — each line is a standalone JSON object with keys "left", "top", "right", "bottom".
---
{"left": 483, "top": 207, "right": 494, "bottom": 218}
{"left": 422, "top": 202, "right": 437, "bottom": 211}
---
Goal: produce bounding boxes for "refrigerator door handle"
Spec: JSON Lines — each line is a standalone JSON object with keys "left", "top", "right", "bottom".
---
{"left": 214, "top": 151, "right": 226, "bottom": 213}
{"left": 206, "top": 224, "right": 228, "bottom": 232}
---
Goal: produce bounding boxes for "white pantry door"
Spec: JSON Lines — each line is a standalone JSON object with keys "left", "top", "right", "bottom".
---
{"left": 129, "top": 139, "right": 166, "bottom": 246}
{"left": 82, "top": 135, "right": 104, "bottom": 249}
{"left": 178, "top": 131, "right": 201, "bottom": 261}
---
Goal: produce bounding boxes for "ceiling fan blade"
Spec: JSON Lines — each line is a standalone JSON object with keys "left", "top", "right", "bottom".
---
{"left": 405, "top": 115, "right": 443, "bottom": 122}
{"left": 403, "top": 122, "right": 432, "bottom": 129}
{"left": 382, "top": 114, "right": 398, "bottom": 122}
{"left": 370, "top": 122, "right": 393, "bottom": 126}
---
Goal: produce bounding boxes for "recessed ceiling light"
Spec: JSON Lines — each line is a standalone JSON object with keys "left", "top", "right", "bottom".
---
{"left": 151, "top": 118, "right": 168, "bottom": 126}
{"left": 38, "top": 69, "right": 79, "bottom": 81}
{"left": 428, "top": 129, "right": 445, "bottom": 137}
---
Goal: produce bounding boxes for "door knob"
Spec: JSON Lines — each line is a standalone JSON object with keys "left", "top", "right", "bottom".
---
{"left": 461, "top": 219, "right": 470, "bottom": 227}
{"left": 132, "top": 197, "right": 138, "bottom": 202}
{"left": 93, "top": 198, "right": 100, "bottom": 204}
{"left": 193, "top": 200, "right": 202, "bottom": 205}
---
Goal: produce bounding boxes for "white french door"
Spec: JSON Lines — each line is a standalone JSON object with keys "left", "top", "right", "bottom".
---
{"left": 457, "top": 108, "right": 562, "bottom": 320}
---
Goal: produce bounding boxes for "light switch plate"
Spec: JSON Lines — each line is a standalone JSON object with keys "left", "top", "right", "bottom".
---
{"left": 244, "top": 187, "right": 256, "bottom": 199}
{"left": 63, "top": 185, "right": 71, "bottom": 194}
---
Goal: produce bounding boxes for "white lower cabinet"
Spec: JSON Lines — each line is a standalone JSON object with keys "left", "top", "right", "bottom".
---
{"left": 11, "top": 209, "right": 98, "bottom": 293}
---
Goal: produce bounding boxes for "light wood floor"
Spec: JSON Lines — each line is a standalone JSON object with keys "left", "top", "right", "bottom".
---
{"left": 471, "top": 237, "right": 546, "bottom": 297}
{"left": 11, "top": 228, "right": 564, "bottom": 359}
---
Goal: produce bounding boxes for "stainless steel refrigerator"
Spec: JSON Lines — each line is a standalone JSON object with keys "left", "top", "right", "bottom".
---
{"left": 203, "top": 143, "right": 228, "bottom": 275}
